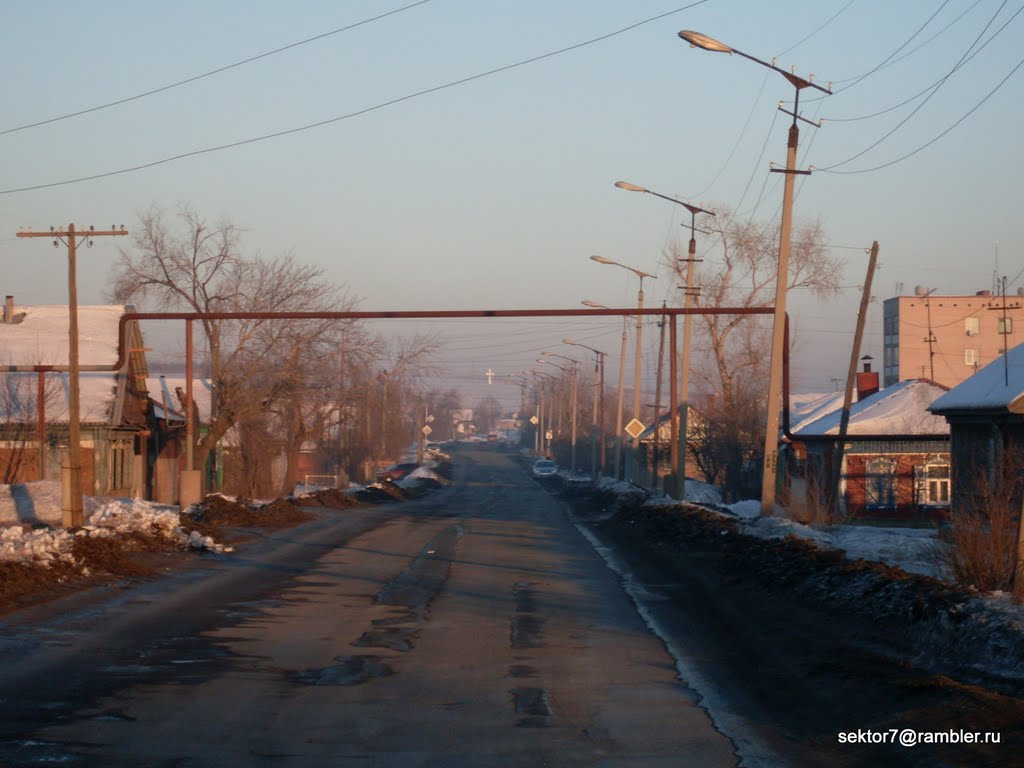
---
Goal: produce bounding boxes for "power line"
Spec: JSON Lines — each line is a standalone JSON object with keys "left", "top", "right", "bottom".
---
{"left": 823, "top": 2, "right": 1022, "bottom": 123}
{"left": 819, "top": 0, "right": 1017, "bottom": 172}
{"left": 0, "top": 1, "right": 436, "bottom": 137}
{"left": 0, "top": 0, "right": 712, "bottom": 197}
{"left": 801, "top": 0, "right": 954, "bottom": 103}
{"left": 777, "top": 0, "right": 859, "bottom": 58}
{"left": 821, "top": 50, "right": 1024, "bottom": 175}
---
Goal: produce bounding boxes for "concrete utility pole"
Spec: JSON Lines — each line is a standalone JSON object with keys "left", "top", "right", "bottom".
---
{"left": 16, "top": 224, "right": 128, "bottom": 528}
{"left": 676, "top": 29, "right": 832, "bottom": 516}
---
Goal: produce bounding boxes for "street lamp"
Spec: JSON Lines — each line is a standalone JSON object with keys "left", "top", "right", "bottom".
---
{"left": 539, "top": 357, "right": 579, "bottom": 472}
{"left": 582, "top": 300, "right": 631, "bottom": 479}
{"left": 590, "top": 256, "right": 656, "bottom": 483}
{"left": 615, "top": 180, "right": 713, "bottom": 498}
{"left": 528, "top": 368, "right": 557, "bottom": 455}
{"left": 564, "top": 338, "right": 606, "bottom": 478}
{"left": 678, "top": 30, "right": 830, "bottom": 515}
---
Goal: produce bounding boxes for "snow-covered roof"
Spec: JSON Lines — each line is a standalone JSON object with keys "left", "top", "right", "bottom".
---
{"left": 788, "top": 391, "right": 845, "bottom": 433}
{"left": 792, "top": 379, "right": 949, "bottom": 437}
{"left": 929, "top": 342, "right": 1024, "bottom": 413}
{"left": 146, "top": 376, "right": 213, "bottom": 423}
{"left": 0, "top": 305, "right": 131, "bottom": 424}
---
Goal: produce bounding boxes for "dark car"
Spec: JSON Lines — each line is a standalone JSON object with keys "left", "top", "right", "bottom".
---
{"left": 376, "top": 462, "right": 420, "bottom": 483}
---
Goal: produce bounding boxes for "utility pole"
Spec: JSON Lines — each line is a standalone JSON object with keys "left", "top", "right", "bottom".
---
{"left": 653, "top": 304, "right": 667, "bottom": 490}
{"left": 17, "top": 224, "right": 128, "bottom": 528}
{"left": 829, "top": 241, "right": 879, "bottom": 522}
{"left": 614, "top": 318, "right": 628, "bottom": 479}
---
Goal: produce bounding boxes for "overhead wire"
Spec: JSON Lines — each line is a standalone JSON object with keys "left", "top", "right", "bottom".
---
{"left": 819, "top": 0, "right": 1018, "bottom": 172}
{"left": 801, "top": 0, "right": 954, "bottom": 102}
{"left": 777, "top": 0, "right": 859, "bottom": 57}
{"left": 821, "top": 49, "right": 1024, "bottom": 175}
{"left": 0, "top": 0, "right": 713, "bottom": 197}
{"left": 0, "top": 0, "right": 436, "bottom": 137}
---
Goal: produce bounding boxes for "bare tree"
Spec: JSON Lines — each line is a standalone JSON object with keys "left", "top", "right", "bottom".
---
{"left": 0, "top": 372, "right": 62, "bottom": 483}
{"left": 673, "top": 209, "right": 842, "bottom": 499}
{"left": 108, "top": 205, "right": 359, "bottom": 490}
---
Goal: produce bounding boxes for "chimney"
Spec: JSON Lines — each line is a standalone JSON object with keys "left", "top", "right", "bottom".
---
{"left": 3, "top": 295, "right": 25, "bottom": 325}
{"left": 856, "top": 355, "right": 879, "bottom": 401}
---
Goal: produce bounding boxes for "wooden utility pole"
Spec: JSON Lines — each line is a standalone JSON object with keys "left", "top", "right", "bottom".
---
{"left": 829, "top": 241, "right": 879, "bottom": 522}
{"left": 16, "top": 224, "right": 128, "bottom": 527}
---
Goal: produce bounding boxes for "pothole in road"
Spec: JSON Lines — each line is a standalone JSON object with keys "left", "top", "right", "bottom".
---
{"left": 513, "top": 582, "right": 538, "bottom": 613}
{"left": 352, "top": 626, "right": 419, "bottom": 652}
{"left": 510, "top": 615, "right": 545, "bottom": 649}
{"left": 510, "top": 686, "right": 552, "bottom": 728}
{"left": 0, "top": 738, "right": 85, "bottom": 766}
{"left": 507, "top": 664, "right": 537, "bottom": 679}
{"left": 293, "top": 655, "right": 394, "bottom": 686}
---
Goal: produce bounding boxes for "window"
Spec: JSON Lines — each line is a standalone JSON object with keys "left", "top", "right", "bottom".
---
{"left": 965, "top": 317, "right": 980, "bottom": 336}
{"left": 965, "top": 348, "right": 979, "bottom": 366}
{"left": 865, "top": 457, "right": 896, "bottom": 508}
{"left": 999, "top": 317, "right": 1013, "bottom": 335}
{"left": 916, "top": 461, "right": 950, "bottom": 506}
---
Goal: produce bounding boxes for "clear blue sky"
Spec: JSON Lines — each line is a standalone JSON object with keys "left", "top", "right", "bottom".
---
{"left": 0, "top": 1, "right": 1020, "bottom": 409}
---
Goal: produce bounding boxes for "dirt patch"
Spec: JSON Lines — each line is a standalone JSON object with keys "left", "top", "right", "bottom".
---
{"left": 184, "top": 495, "right": 313, "bottom": 541}
{"left": 295, "top": 488, "right": 360, "bottom": 509}
{"left": 0, "top": 531, "right": 185, "bottom": 617}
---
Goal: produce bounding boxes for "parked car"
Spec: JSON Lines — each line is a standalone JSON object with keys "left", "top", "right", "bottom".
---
{"left": 376, "top": 462, "right": 420, "bottom": 482}
{"left": 531, "top": 459, "right": 558, "bottom": 479}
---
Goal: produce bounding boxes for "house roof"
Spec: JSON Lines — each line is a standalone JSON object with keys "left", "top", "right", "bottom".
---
{"left": 0, "top": 305, "right": 133, "bottom": 424}
{"left": 928, "top": 342, "right": 1024, "bottom": 414}
{"left": 792, "top": 379, "right": 950, "bottom": 437}
{"left": 146, "top": 376, "right": 213, "bottom": 423}
{"left": 788, "top": 391, "right": 846, "bottom": 434}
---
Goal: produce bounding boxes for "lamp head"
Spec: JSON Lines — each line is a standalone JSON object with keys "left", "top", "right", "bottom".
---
{"left": 563, "top": 338, "right": 578, "bottom": 345}
{"left": 614, "top": 181, "right": 647, "bottom": 193}
{"left": 590, "top": 255, "right": 616, "bottom": 265}
{"left": 581, "top": 300, "right": 606, "bottom": 308}
{"left": 678, "top": 30, "right": 733, "bottom": 53}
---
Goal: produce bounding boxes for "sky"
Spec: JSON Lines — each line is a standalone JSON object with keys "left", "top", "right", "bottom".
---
{"left": 0, "top": 0, "right": 1020, "bottom": 413}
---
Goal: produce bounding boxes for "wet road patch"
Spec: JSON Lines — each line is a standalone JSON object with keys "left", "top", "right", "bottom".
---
{"left": 293, "top": 655, "right": 394, "bottom": 686}
{"left": 510, "top": 687, "right": 552, "bottom": 727}
{"left": 352, "top": 626, "right": 419, "bottom": 652}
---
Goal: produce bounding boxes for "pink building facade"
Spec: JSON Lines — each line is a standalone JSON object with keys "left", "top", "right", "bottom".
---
{"left": 883, "top": 290, "right": 1022, "bottom": 388}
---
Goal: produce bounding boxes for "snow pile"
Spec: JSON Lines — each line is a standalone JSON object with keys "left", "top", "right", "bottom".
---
{"left": 396, "top": 466, "right": 447, "bottom": 489}
{"left": 0, "top": 481, "right": 230, "bottom": 566}
{"left": 86, "top": 497, "right": 185, "bottom": 540}
{"left": 0, "top": 526, "right": 77, "bottom": 566}
{"left": 721, "top": 505, "right": 945, "bottom": 579}
{"left": 683, "top": 479, "right": 724, "bottom": 507}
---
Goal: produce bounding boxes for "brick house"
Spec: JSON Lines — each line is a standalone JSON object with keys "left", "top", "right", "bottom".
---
{"left": 789, "top": 379, "right": 951, "bottom": 523}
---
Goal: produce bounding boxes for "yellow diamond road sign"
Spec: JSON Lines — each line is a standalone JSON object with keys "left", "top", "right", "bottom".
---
{"left": 624, "top": 418, "right": 645, "bottom": 439}
{"left": 421, "top": 425, "right": 432, "bottom": 436}
{"left": 530, "top": 416, "right": 539, "bottom": 425}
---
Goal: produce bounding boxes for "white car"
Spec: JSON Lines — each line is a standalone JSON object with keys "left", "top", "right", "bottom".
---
{"left": 531, "top": 459, "right": 558, "bottom": 479}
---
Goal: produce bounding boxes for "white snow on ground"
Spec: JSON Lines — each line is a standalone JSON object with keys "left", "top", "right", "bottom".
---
{"left": 0, "top": 481, "right": 230, "bottom": 566}
{"left": 737, "top": 513, "right": 943, "bottom": 579}
{"left": 395, "top": 466, "right": 446, "bottom": 488}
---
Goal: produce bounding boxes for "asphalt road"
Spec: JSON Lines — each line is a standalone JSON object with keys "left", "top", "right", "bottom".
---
{"left": 0, "top": 450, "right": 737, "bottom": 767}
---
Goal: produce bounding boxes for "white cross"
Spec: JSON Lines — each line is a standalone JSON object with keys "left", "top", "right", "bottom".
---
{"left": 485, "top": 368, "right": 495, "bottom": 384}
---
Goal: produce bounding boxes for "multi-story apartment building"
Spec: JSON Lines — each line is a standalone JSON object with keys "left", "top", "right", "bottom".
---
{"left": 882, "top": 288, "right": 1022, "bottom": 388}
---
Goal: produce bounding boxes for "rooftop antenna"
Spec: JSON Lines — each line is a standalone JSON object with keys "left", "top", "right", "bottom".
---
{"left": 993, "top": 241, "right": 1000, "bottom": 295}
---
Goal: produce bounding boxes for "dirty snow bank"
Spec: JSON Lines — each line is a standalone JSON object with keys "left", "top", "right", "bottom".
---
{"left": 582, "top": 478, "right": 1024, "bottom": 690}
{"left": 0, "top": 481, "right": 229, "bottom": 566}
